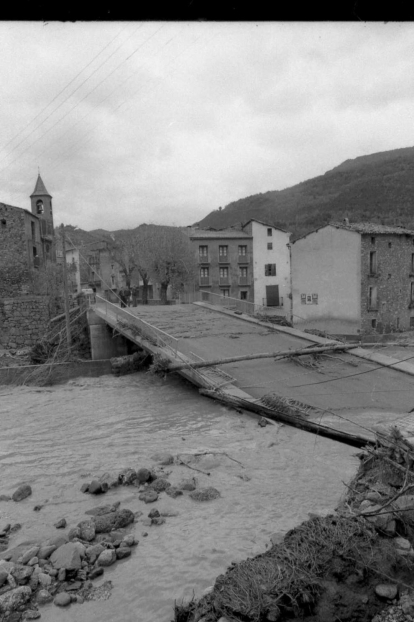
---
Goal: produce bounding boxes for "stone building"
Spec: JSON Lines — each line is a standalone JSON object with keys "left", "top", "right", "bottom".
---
{"left": 291, "top": 221, "right": 414, "bottom": 335}
{"left": 0, "top": 174, "right": 55, "bottom": 297}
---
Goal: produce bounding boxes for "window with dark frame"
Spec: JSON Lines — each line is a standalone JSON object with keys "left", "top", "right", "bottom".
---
{"left": 238, "top": 245, "right": 247, "bottom": 256}
{"left": 267, "top": 228, "right": 272, "bottom": 236}
{"left": 219, "top": 245, "right": 228, "bottom": 257}
{"left": 265, "top": 264, "right": 276, "bottom": 276}
{"left": 219, "top": 267, "right": 228, "bottom": 279}
{"left": 221, "top": 289, "right": 230, "bottom": 297}
{"left": 371, "top": 237, "right": 375, "bottom": 245}
{"left": 240, "top": 291, "right": 248, "bottom": 300}
{"left": 368, "top": 285, "right": 378, "bottom": 309}
{"left": 267, "top": 243, "right": 273, "bottom": 250}
{"left": 239, "top": 267, "right": 247, "bottom": 278}
{"left": 199, "top": 245, "right": 208, "bottom": 258}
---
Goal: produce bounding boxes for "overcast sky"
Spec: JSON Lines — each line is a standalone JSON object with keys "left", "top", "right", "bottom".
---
{"left": 0, "top": 21, "right": 413, "bottom": 231}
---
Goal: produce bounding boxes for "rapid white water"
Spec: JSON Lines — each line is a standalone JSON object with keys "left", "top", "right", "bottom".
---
{"left": 0, "top": 372, "right": 357, "bottom": 621}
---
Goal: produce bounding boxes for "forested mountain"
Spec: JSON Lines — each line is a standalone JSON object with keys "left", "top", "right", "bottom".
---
{"left": 195, "top": 146, "right": 414, "bottom": 239}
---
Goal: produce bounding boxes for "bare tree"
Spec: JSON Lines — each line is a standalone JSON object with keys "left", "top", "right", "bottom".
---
{"left": 139, "top": 225, "right": 197, "bottom": 304}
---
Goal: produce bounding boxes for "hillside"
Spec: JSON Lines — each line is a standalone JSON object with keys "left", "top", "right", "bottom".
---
{"left": 196, "top": 146, "right": 414, "bottom": 239}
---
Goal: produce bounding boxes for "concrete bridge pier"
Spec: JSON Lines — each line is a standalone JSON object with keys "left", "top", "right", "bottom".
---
{"left": 87, "top": 309, "right": 129, "bottom": 360}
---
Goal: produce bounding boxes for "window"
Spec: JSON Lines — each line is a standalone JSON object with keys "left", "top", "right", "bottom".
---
{"left": 36, "top": 200, "right": 44, "bottom": 214}
{"left": 239, "top": 267, "right": 247, "bottom": 278}
{"left": 410, "top": 316, "right": 414, "bottom": 328}
{"left": 267, "top": 228, "right": 272, "bottom": 236}
{"left": 267, "top": 243, "right": 273, "bottom": 250}
{"left": 388, "top": 242, "right": 392, "bottom": 248}
{"left": 32, "top": 246, "right": 38, "bottom": 257}
{"left": 199, "top": 245, "right": 208, "bottom": 258}
{"left": 219, "top": 245, "right": 228, "bottom": 257}
{"left": 45, "top": 244, "right": 50, "bottom": 253}
{"left": 372, "top": 319, "right": 377, "bottom": 329}
{"left": 221, "top": 289, "right": 230, "bottom": 297}
{"left": 265, "top": 263, "right": 276, "bottom": 276}
{"left": 31, "top": 222, "right": 35, "bottom": 238}
{"left": 1, "top": 219, "right": 6, "bottom": 227}
{"left": 200, "top": 267, "right": 209, "bottom": 284}
{"left": 240, "top": 291, "right": 248, "bottom": 300}
{"left": 411, "top": 282, "right": 414, "bottom": 303}
{"left": 371, "top": 237, "right": 375, "bottom": 245}
{"left": 238, "top": 245, "right": 247, "bottom": 256}
{"left": 219, "top": 267, "right": 228, "bottom": 279}
{"left": 111, "top": 275, "right": 115, "bottom": 287}
{"left": 369, "top": 251, "right": 377, "bottom": 275}
{"left": 411, "top": 254, "right": 414, "bottom": 273}
{"left": 368, "top": 285, "right": 378, "bottom": 310}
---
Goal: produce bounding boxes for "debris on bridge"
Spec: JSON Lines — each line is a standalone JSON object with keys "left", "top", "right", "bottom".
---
{"left": 173, "top": 425, "right": 414, "bottom": 622}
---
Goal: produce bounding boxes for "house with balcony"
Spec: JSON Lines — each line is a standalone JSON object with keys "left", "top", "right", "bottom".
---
{"left": 188, "top": 228, "right": 254, "bottom": 303}
{"left": 291, "top": 221, "right": 414, "bottom": 335}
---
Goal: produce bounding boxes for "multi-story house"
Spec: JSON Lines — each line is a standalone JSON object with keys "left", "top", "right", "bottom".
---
{"left": 188, "top": 228, "right": 254, "bottom": 302}
{"left": 187, "top": 220, "right": 292, "bottom": 316}
{"left": 291, "top": 221, "right": 414, "bottom": 335}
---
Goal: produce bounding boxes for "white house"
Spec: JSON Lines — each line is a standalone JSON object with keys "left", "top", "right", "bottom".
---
{"left": 242, "top": 219, "right": 291, "bottom": 317}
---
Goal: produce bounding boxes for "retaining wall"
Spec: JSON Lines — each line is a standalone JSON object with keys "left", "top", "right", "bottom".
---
{"left": 0, "top": 296, "right": 50, "bottom": 349}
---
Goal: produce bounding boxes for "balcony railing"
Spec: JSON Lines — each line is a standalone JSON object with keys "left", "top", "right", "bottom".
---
{"left": 199, "top": 277, "right": 210, "bottom": 286}
{"left": 238, "top": 254, "right": 249, "bottom": 263}
{"left": 262, "top": 296, "right": 284, "bottom": 308}
{"left": 199, "top": 255, "right": 209, "bottom": 263}
{"left": 218, "top": 255, "right": 229, "bottom": 263}
{"left": 219, "top": 278, "right": 230, "bottom": 285}
{"left": 239, "top": 277, "right": 249, "bottom": 286}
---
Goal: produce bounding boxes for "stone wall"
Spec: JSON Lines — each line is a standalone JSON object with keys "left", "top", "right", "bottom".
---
{"left": 360, "top": 233, "right": 414, "bottom": 334}
{"left": 0, "top": 296, "right": 50, "bottom": 349}
{"left": 0, "top": 204, "right": 32, "bottom": 297}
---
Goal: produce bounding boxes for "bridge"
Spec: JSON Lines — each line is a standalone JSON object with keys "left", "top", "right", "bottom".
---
{"left": 90, "top": 295, "right": 414, "bottom": 447}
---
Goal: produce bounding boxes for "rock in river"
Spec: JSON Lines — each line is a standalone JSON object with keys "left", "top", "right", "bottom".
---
{"left": 0, "top": 586, "right": 32, "bottom": 616}
{"left": 54, "top": 592, "right": 71, "bottom": 607}
{"left": 50, "top": 542, "right": 82, "bottom": 570}
{"left": 92, "top": 508, "right": 134, "bottom": 533}
{"left": 189, "top": 487, "right": 221, "bottom": 501}
{"left": 150, "top": 453, "right": 174, "bottom": 465}
{"left": 138, "top": 491, "right": 158, "bottom": 504}
{"left": 97, "top": 549, "right": 117, "bottom": 567}
{"left": 12, "top": 484, "right": 32, "bottom": 502}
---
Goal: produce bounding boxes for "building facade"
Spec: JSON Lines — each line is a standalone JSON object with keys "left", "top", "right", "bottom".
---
{"left": 291, "top": 222, "right": 414, "bottom": 335}
{"left": 0, "top": 175, "right": 55, "bottom": 297}
{"left": 188, "top": 229, "right": 254, "bottom": 303}
{"left": 242, "top": 219, "right": 291, "bottom": 314}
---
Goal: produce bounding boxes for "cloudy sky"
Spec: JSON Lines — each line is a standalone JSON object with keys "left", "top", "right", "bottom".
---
{"left": 0, "top": 21, "right": 413, "bottom": 231}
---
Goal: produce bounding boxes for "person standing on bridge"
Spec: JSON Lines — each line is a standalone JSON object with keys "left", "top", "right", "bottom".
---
{"left": 119, "top": 288, "right": 127, "bottom": 308}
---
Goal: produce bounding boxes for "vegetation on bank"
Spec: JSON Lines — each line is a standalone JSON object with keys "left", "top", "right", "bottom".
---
{"left": 174, "top": 426, "right": 414, "bottom": 622}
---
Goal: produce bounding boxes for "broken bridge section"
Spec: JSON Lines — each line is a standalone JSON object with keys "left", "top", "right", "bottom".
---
{"left": 91, "top": 296, "right": 414, "bottom": 446}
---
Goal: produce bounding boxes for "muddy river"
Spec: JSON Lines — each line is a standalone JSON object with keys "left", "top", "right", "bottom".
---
{"left": 0, "top": 372, "right": 357, "bottom": 621}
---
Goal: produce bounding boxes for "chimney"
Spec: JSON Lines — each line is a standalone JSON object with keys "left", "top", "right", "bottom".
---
{"left": 344, "top": 218, "right": 350, "bottom": 226}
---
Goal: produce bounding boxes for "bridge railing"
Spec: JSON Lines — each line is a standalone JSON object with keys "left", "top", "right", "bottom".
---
{"left": 179, "top": 290, "right": 266, "bottom": 316}
{"left": 94, "top": 295, "right": 180, "bottom": 356}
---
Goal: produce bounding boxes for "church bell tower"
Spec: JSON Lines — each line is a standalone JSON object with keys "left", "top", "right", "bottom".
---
{"left": 30, "top": 174, "right": 55, "bottom": 261}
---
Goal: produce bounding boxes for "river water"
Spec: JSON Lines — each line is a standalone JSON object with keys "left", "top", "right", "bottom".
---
{"left": 0, "top": 372, "right": 357, "bottom": 622}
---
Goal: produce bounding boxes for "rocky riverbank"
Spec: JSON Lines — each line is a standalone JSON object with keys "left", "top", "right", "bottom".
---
{"left": 0, "top": 451, "right": 225, "bottom": 620}
{"left": 173, "top": 426, "right": 414, "bottom": 622}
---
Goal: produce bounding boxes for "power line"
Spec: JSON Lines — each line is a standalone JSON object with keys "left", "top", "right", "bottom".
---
{"left": 290, "top": 353, "right": 414, "bottom": 388}
{"left": 0, "top": 24, "right": 145, "bottom": 170}
{"left": 0, "top": 24, "right": 129, "bottom": 155}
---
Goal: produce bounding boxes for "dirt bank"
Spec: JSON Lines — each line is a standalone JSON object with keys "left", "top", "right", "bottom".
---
{"left": 173, "top": 426, "right": 414, "bottom": 622}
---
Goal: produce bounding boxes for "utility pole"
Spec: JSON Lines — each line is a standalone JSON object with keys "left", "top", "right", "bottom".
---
{"left": 60, "top": 224, "right": 72, "bottom": 349}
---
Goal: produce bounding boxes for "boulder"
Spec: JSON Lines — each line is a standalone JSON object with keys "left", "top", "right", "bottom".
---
{"left": 54, "top": 592, "right": 71, "bottom": 607}
{"left": 97, "top": 549, "right": 116, "bottom": 567}
{"left": 54, "top": 518, "right": 67, "bottom": 529}
{"left": 23, "top": 610, "right": 41, "bottom": 619}
{"left": 0, "top": 586, "right": 32, "bottom": 615}
{"left": 92, "top": 509, "right": 135, "bottom": 533}
{"left": 139, "top": 491, "right": 158, "bottom": 504}
{"left": 85, "top": 503, "right": 120, "bottom": 517}
{"left": 150, "top": 453, "right": 174, "bottom": 465}
{"left": 165, "top": 487, "right": 183, "bottom": 499}
{"left": 148, "top": 509, "right": 160, "bottom": 519}
{"left": 38, "top": 573, "right": 51, "bottom": 588}
{"left": 89, "top": 567, "right": 104, "bottom": 580}
{"left": 12, "top": 485, "right": 32, "bottom": 502}
{"left": 149, "top": 478, "right": 171, "bottom": 493}
{"left": 88, "top": 480, "right": 104, "bottom": 495}
{"left": 151, "top": 517, "right": 166, "bottom": 526}
{"left": 68, "top": 527, "right": 81, "bottom": 541}
{"left": 118, "top": 469, "right": 137, "bottom": 485}
{"left": 77, "top": 520, "right": 96, "bottom": 542}
{"left": 189, "top": 487, "right": 221, "bottom": 501}
{"left": 50, "top": 543, "right": 82, "bottom": 570}
{"left": 13, "top": 565, "right": 34, "bottom": 584}
{"left": 85, "top": 544, "right": 105, "bottom": 565}
{"left": 38, "top": 545, "right": 56, "bottom": 560}
{"left": 122, "top": 535, "right": 137, "bottom": 547}
{"left": 116, "top": 547, "right": 131, "bottom": 560}
{"left": 20, "top": 547, "right": 40, "bottom": 565}
{"left": 375, "top": 584, "right": 398, "bottom": 600}
{"left": 47, "top": 535, "right": 68, "bottom": 548}
{"left": 136, "top": 468, "right": 151, "bottom": 483}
